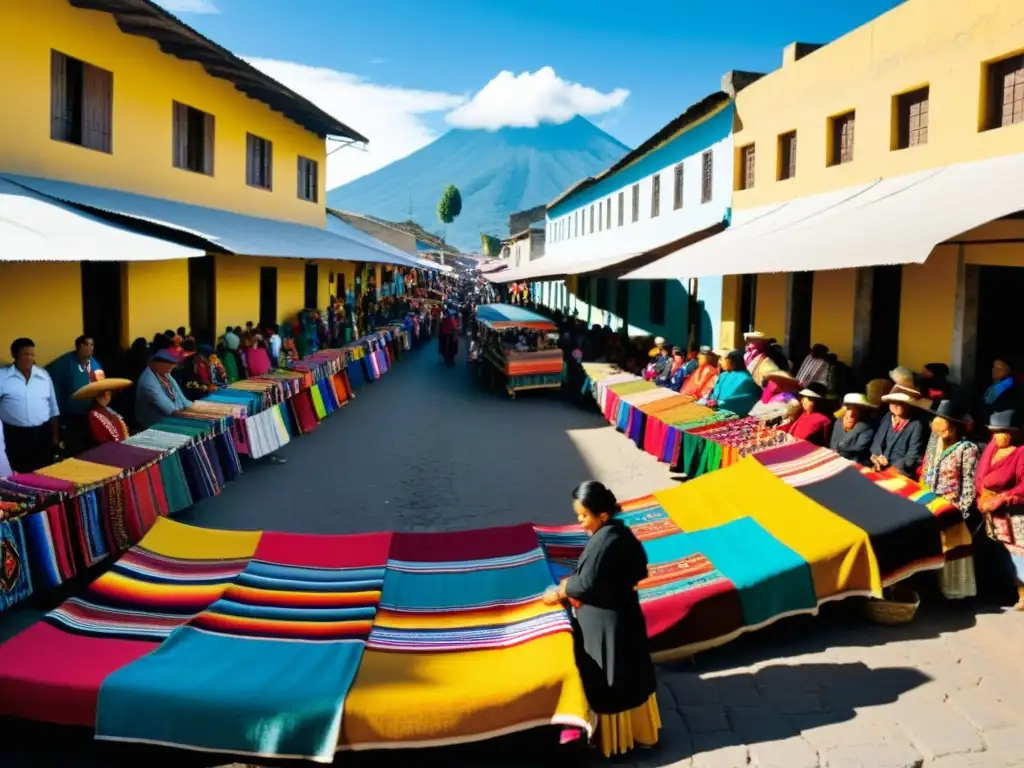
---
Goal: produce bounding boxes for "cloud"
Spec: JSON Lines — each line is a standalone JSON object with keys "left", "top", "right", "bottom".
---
{"left": 155, "top": 0, "right": 220, "bottom": 13}
{"left": 446, "top": 66, "right": 629, "bottom": 131}
{"left": 244, "top": 58, "right": 466, "bottom": 188}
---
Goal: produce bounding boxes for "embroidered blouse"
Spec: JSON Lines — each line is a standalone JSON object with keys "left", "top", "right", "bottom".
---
{"left": 88, "top": 406, "right": 129, "bottom": 444}
{"left": 920, "top": 434, "right": 979, "bottom": 514}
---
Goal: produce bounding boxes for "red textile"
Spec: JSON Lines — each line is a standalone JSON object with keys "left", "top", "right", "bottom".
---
{"left": 254, "top": 531, "right": 393, "bottom": 568}
{"left": 779, "top": 411, "right": 833, "bottom": 447}
{"left": 88, "top": 408, "right": 129, "bottom": 444}
{"left": 290, "top": 390, "right": 319, "bottom": 433}
{"left": 0, "top": 622, "right": 156, "bottom": 726}
{"left": 388, "top": 523, "right": 539, "bottom": 562}
{"left": 246, "top": 348, "right": 272, "bottom": 377}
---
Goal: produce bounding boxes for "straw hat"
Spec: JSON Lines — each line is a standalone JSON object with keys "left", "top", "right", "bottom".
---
{"left": 880, "top": 388, "right": 929, "bottom": 408}
{"left": 764, "top": 369, "right": 801, "bottom": 391}
{"left": 743, "top": 331, "right": 767, "bottom": 341}
{"left": 798, "top": 382, "right": 829, "bottom": 400}
{"left": 72, "top": 378, "right": 133, "bottom": 401}
{"left": 842, "top": 393, "right": 878, "bottom": 408}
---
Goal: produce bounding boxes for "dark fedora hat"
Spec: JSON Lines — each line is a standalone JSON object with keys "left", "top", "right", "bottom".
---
{"left": 930, "top": 399, "right": 971, "bottom": 425}
{"left": 987, "top": 408, "right": 1022, "bottom": 431}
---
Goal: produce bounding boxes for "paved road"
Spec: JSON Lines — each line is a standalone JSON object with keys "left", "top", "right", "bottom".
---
{"left": 5, "top": 343, "right": 1024, "bottom": 767}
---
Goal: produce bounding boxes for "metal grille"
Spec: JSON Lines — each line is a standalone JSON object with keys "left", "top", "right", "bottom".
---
{"left": 831, "top": 112, "right": 855, "bottom": 165}
{"left": 618, "top": 191, "right": 625, "bottom": 226}
{"left": 673, "top": 163, "right": 684, "bottom": 209}
{"left": 651, "top": 174, "right": 661, "bottom": 218}
{"left": 606, "top": 197, "right": 612, "bottom": 229}
{"left": 778, "top": 132, "right": 797, "bottom": 180}
{"left": 740, "top": 145, "right": 755, "bottom": 189}
{"left": 631, "top": 184, "right": 640, "bottom": 222}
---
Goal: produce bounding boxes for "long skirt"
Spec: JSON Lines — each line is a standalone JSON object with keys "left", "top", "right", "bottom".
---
{"left": 596, "top": 693, "right": 661, "bottom": 758}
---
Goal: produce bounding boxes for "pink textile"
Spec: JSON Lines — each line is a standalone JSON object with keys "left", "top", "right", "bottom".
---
{"left": 246, "top": 348, "right": 272, "bottom": 377}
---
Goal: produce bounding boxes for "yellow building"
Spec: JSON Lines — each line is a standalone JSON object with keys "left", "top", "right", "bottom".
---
{"left": 632, "top": 0, "right": 1024, "bottom": 391}
{"left": 0, "top": 0, "right": 413, "bottom": 365}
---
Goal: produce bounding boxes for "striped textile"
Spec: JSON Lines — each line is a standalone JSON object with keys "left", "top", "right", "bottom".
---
{"left": 341, "top": 524, "right": 589, "bottom": 751}
{"left": 94, "top": 531, "right": 391, "bottom": 763}
{"left": 754, "top": 441, "right": 851, "bottom": 487}
{"left": 505, "top": 349, "right": 563, "bottom": 377}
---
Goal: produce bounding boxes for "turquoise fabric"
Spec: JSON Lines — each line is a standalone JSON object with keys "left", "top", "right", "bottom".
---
{"left": 707, "top": 371, "right": 761, "bottom": 417}
{"left": 379, "top": 554, "right": 551, "bottom": 610}
{"left": 95, "top": 626, "right": 365, "bottom": 761}
{"left": 644, "top": 518, "right": 816, "bottom": 627}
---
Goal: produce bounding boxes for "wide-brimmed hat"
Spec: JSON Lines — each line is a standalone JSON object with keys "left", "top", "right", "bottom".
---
{"left": 880, "top": 389, "right": 929, "bottom": 408}
{"left": 842, "top": 393, "right": 878, "bottom": 408}
{"left": 72, "top": 378, "right": 132, "bottom": 401}
{"left": 988, "top": 409, "right": 1022, "bottom": 431}
{"left": 713, "top": 347, "right": 735, "bottom": 358}
{"left": 798, "top": 382, "right": 829, "bottom": 400}
{"left": 743, "top": 331, "right": 767, "bottom": 341}
{"left": 654, "top": 336, "right": 666, "bottom": 347}
{"left": 150, "top": 349, "right": 179, "bottom": 364}
{"left": 697, "top": 345, "right": 712, "bottom": 355}
{"left": 930, "top": 399, "right": 972, "bottom": 425}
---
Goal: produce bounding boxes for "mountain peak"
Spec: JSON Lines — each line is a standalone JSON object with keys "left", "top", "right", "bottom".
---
{"left": 328, "top": 117, "right": 629, "bottom": 250}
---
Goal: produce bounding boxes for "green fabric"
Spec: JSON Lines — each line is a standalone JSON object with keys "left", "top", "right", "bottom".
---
{"left": 158, "top": 453, "right": 193, "bottom": 515}
{"left": 222, "top": 353, "right": 240, "bottom": 383}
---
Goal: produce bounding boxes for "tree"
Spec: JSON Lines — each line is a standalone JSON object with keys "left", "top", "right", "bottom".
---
{"left": 437, "top": 184, "right": 463, "bottom": 225}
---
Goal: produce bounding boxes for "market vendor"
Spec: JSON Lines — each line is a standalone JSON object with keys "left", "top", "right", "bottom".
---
{"left": 699, "top": 349, "right": 761, "bottom": 416}
{"left": 47, "top": 335, "right": 105, "bottom": 454}
{"left": 778, "top": 383, "right": 832, "bottom": 446}
{"left": 0, "top": 338, "right": 60, "bottom": 473}
{"left": 869, "top": 389, "right": 928, "bottom": 477}
{"left": 135, "top": 348, "right": 192, "bottom": 430}
{"left": 679, "top": 347, "right": 719, "bottom": 400}
{"left": 73, "top": 377, "right": 133, "bottom": 445}
{"left": 543, "top": 481, "right": 659, "bottom": 757}
{"left": 748, "top": 368, "right": 801, "bottom": 422}
{"left": 742, "top": 331, "right": 774, "bottom": 387}
{"left": 830, "top": 393, "right": 877, "bottom": 463}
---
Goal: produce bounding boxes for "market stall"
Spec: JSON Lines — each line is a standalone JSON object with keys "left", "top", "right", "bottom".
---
{"left": 474, "top": 303, "right": 562, "bottom": 399}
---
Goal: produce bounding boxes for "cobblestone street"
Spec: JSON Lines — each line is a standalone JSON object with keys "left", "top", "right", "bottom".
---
{"left": 5, "top": 345, "right": 1024, "bottom": 767}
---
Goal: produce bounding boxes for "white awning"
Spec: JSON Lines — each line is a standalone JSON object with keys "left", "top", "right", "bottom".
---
{"left": 3, "top": 175, "right": 417, "bottom": 265}
{"left": 489, "top": 251, "right": 644, "bottom": 283}
{"left": 626, "top": 153, "right": 1024, "bottom": 279}
{"left": 0, "top": 178, "right": 203, "bottom": 262}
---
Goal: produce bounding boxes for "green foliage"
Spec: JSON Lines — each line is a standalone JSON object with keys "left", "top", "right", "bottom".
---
{"left": 437, "top": 184, "right": 463, "bottom": 224}
{"left": 480, "top": 233, "right": 503, "bottom": 257}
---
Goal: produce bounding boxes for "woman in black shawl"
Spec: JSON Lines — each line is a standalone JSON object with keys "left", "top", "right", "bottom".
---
{"left": 544, "top": 481, "right": 660, "bottom": 757}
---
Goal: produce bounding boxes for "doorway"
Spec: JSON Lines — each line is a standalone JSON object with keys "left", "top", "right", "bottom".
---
{"left": 786, "top": 272, "right": 813, "bottom": 365}
{"left": 259, "top": 266, "right": 278, "bottom": 328}
{"left": 80, "top": 261, "right": 123, "bottom": 364}
{"left": 188, "top": 255, "right": 216, "bottom": 344}
{"left": 863, "top": 265, "right": 903, "bottom": 381}
{"left": 304, "top": 263, "right": 319, "bottom": 310}
{"left": 975, "top": 266, "right": 1024, "bottom": 390}
{"left": 739, "top": 274, "right": 757, "bottom": 335}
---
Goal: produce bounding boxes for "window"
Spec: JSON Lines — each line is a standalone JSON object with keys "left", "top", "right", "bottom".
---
{"left": 700, "top": 150, "right": 713, "bottom": 203}
{"left": 673, "top": 163, "right": 684, "bottom": 210}
{"left": 578, "top": 276, "right": 590, "bottom": 303}
{"left": 297, "top": 156, "right": 318, "bottom": 202}
{"left": 631, "top": 184, "right": 640, "bottom": 222}
{"left": 986, "top": 54, "right": 1024, "bottom": 129}
{"left": 598, "top": 201, "right": 603, "bottom": 232}
{"left": 738, "top": 144, "right": 755, "bottom": 190}
{"left": 606, "top": 197, "right": 612, "bottom": 229}
{"left": 895, "top": 87, "right": 929, "bottom": 149}
{"left": 590, "top": 205, "right": 595, "bottom": 234}
{"left": 617, "top": 191, "right": 625, "bottom": 226}
{"left": 778, "top": 131, "right": 797, "bottom": 180}
{"left": 172, "top": 101, "right": 215, "bottom": 175}
{"left": 50, "top": 50, "right": 112, "bottom": 153}
{"left": 651, "top": 174, "right": 661, "bottom": 217}
{"left": 649, "top": 281, "right": 666, "bottom": 326}
{"left": 829, "top": 111, "right": 855, "bottom": 166}
{"left": 246, "top": 133, "right": 273, "bottom": 190}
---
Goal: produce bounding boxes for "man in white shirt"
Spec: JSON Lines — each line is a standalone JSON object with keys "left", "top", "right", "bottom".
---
{"left": 0, "top": 338, "right": 61, "bottom": 473}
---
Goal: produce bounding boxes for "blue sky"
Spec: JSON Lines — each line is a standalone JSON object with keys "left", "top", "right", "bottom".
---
{"left": 159, "top": 0, "right": 904, "bottom": 186}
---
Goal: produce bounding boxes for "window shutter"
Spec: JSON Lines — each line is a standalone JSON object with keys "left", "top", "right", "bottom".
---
{"left": 203, "top": 111, "right": 215, "bottom": 175}
{"left": 83, "top": 63, "right": 112, "bottom": 152}
{"left": 246, "top": 133, "right": 255, "bottom": 185}
{"left": 265, "top": 139, "right": 273, "bottom": 189}
{"left": 51, "top": 50, "right": 69, "bottom": 141}
{"left": 172, "top": 102, "right": 186, "bottom": 168}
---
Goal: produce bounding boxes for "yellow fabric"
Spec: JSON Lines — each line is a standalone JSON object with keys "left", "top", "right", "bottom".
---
{"left": 341, "top": 634, "right": 589, "bottom": 749}
{"left": 598, "top": 694, "right": 662, "bottom": 758}
{"left": 136, "top": 517, "right": 262, "bottom": 560}
{"left": 35, "top": 458, "right": 121, "bottom": 485}
{"left": 656, "top": 457, "right": 882, "bottom": 600}
{"left": 608, "top": 380, "right": 657, "bottom": 396}
{"left": 941, "top": 521, "right": 973, "bottom": 554}
{"left": 373, "top": 599, "right": 553, "bottom": 630}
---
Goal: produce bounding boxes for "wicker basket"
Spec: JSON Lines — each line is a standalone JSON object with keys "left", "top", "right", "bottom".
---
{"left": 864, "top": 589, "right": 920, "bottom": 626}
